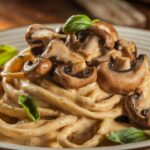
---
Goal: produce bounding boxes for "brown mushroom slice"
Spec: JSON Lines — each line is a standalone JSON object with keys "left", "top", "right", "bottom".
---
{"left": 77, "top": 35, "right": 102, "bottom": 62}
{"left": 113, "top": 56, "right": 131, "bottom": 71}
{"left": 26, "top": 24, "right": 66, "bottom": 46}
{"left": 116, "top": 39, "right": 137, "bottom": 61}
{"left": 125, "top": 90, "right": 150, "bottom": 129}
{"left": 89, "top": 20, "right": 119, "bottom": 50}
{"left": 23, "top": 57, "right": 52, "bottom": 80}
{"left": 97, "top": 54, "right": 148, "bottom": 95}
{"left": 42, "top": 39, "right": 86, "bottom": 74}
{"left": 53, "top": 65, "right": 97, "bottom": 89}
{"left": 90, "top": 49, "right": 122, "bottom": 66}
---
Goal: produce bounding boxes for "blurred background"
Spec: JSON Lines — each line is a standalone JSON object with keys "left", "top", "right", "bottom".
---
{"left": 0, "top": 0, "right": 150, "bottom": 30}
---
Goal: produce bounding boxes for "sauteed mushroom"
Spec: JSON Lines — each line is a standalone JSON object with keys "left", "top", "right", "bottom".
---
{"left": 53, "top": 65, "right": 97, "bottom": 89}
{"left": 90, "top": 49, "right": 122, "bottom": 66}
{"left": 23, "top": 57, "right": 52, "bottom": 80}
{"left": 65, "top": 20, "right": 119, "bottom": 61}
{"left": 113, "top": 56, "right": 131, "bottom": 71}
{"left": 89, "top": 20, "right": 119, "bottom": 50}
{"left": 125, "top": 89, "right": 150, "bottom": 129}
{"left": 91, "top": 39, "right": 136, "bottom": 66}
{"left": 97, "top": 54, "right": 148, "bottom": 94}
{"left": 42, "top": 39, "right": 86, "bottom": 74}
{"left": 115, "top": 39, "right": 137, "bottom": 61}
{"left": 77, "top": 35, "right": 102, "bottom": 62}
{"left": 26, "top": 24, "right": 66, "bottom": 46}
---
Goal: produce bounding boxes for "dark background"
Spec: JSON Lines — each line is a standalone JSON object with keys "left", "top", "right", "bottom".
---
{"left": 0, "top": 0, "right": 150, "bottom": 30}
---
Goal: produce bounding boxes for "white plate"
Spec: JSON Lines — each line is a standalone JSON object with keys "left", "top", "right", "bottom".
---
{"left": 0, "top": 24, "right": 150, "bottom": 150}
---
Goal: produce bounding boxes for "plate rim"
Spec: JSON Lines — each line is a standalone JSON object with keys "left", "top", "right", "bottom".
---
{"left": 0, "top": 139, "right": 150, "bottom": 150}
{"left": 1, "top": 23, "right": 150, "bottom": 34}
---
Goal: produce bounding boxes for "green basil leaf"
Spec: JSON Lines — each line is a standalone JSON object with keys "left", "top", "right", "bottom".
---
{"left": 62, "top": 14, "right": 92, "bottom": 33}
{"left": 18, "top": 95, "right": 40, "bottom": 121}
{"left": 107, "top": 127, "right": 148, "bottom": 144}
{"left": 0, "top": 45, "right": 17, "bottom": 65}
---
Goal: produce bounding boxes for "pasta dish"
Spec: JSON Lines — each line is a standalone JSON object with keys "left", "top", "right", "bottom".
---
{"left": 0, "top": 14, "right": 150, "bottom": 148}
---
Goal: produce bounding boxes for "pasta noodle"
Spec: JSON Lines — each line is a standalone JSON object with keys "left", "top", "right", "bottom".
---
{"left": 0, "top": 18, "right": 149, "bottom": 148}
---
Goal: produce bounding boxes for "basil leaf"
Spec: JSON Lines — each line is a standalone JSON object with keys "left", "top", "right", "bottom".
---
{"left": 107, "top": 127, "right": 148, "bottom": 144}
{"left": 62, "top": 14, "right": 92, "bottom": 33}
{"left": 18, "top": 95, "right": 40, "bottom": 121}
{"left": 0, "top": 45, "right": 17, "bottom": 65}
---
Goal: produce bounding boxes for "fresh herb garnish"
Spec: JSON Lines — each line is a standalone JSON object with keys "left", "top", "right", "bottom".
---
{"left": 62, "top": 14, "right": 99, "bottom": 33}
{"left": 0, "top": 45, "right": 17, "bottom": 65}
{"left": 107, "top": 127, "right": 148, "bottom": 144}
{"left": 18, "top": 95, "right": 40, "bottom": 121}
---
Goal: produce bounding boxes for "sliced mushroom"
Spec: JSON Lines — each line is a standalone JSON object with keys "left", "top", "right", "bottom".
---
{"left": 89, "top": 20, "right": 119, "bottom": 50}
{"left": 53, "top": 65, "right": 97, "bottom": 89}
{"left": 23, "top": 57, "right": 52, "bottom": 80}
{"left": 125, "top": 89, "right": 150, "bottom": 128}
{"left": 90, "top": 49, "right": 122, "bottom": 66}
{"left": 65, "top": 21, "right": 119, "bottom": 60}
{"left": 77, "top": 35, "right": 102, "bottom": 62}
{"left": 115, "top": 39, "right": 137, "bottom": 61}
{"left": 42, "top": 39, "right": 86, "bottom": 74}
{"left": 113, "top": 56, "right": 131, "bottom": 71}
{"left": 97, "top": 54, "right": 148, "bottom": 94}
{"left": 26, "top": 24, "right": 66, "bottom": 46}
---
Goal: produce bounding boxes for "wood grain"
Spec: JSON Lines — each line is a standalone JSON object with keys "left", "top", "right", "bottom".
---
{"left": 0, "top": 0, "right": 83, "bottom": 30}
{"left": 74, "top": 0, "right": 147, "bottom": 28}
{"left": 129, "top": 0, "right": 150, "bottom": 30}
{"left": 0, "top": 0, "right": 149, "bottom": 30}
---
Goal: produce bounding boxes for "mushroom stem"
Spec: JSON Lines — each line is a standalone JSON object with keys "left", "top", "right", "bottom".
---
{"left": 116, "top": 39, "right": 137, "bottom": 61}
{"left": 77, "top": 35, "right": 102, "bottom": 62}
{"left": 41, "top": 39, "right": 86, "bottom": 74}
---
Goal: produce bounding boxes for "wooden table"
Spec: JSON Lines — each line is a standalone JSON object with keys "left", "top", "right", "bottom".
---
{"left": 0, "top": 0, "right": 150, "bottom": 30}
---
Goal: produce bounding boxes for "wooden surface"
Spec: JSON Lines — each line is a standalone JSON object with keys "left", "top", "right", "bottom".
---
{"left": 74, "top": 0, "right": 147, "bottom": 28}
{"left": 0, "top": 0, "right": 150, "bottom": 30}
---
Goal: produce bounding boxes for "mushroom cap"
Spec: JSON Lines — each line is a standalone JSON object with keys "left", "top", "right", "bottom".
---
{"left": 25, "top": 24, "right": 52, "bottom": 45}
{"left": 125, "top": 73, "right": 150, "bottom": 129}
{"left": 97, "top": 54, "right": 148, "bottom": 95}
{"left": 53, "top": 65, "right": 97, "bottom": 89}
{"left": 124, "top": 91, "right": 150, "bottom": 129}
{"left": 26, "top": 24, "right": 66, "bottom": 46}
{"left": 42, "top": 39, "right": 86, "bottom": 74}
{"left": 89, "top": 20, "right": 119, "bottom": 50}
{"left": 23, "top": 57, "right": 52, "bottom": 80}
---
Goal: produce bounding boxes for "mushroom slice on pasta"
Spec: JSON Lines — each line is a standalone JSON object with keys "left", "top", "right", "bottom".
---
{"left": 23, "top": 57, "right": 52, "bottom": 80}
{"left": 98, "top": 54, "right": 148, "bottom": 95}
{"left": 53, "top": 65, "right": 97, "bottom": 89}
{"left": 125, "top": 75, "right": 150, "bottom": 129}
